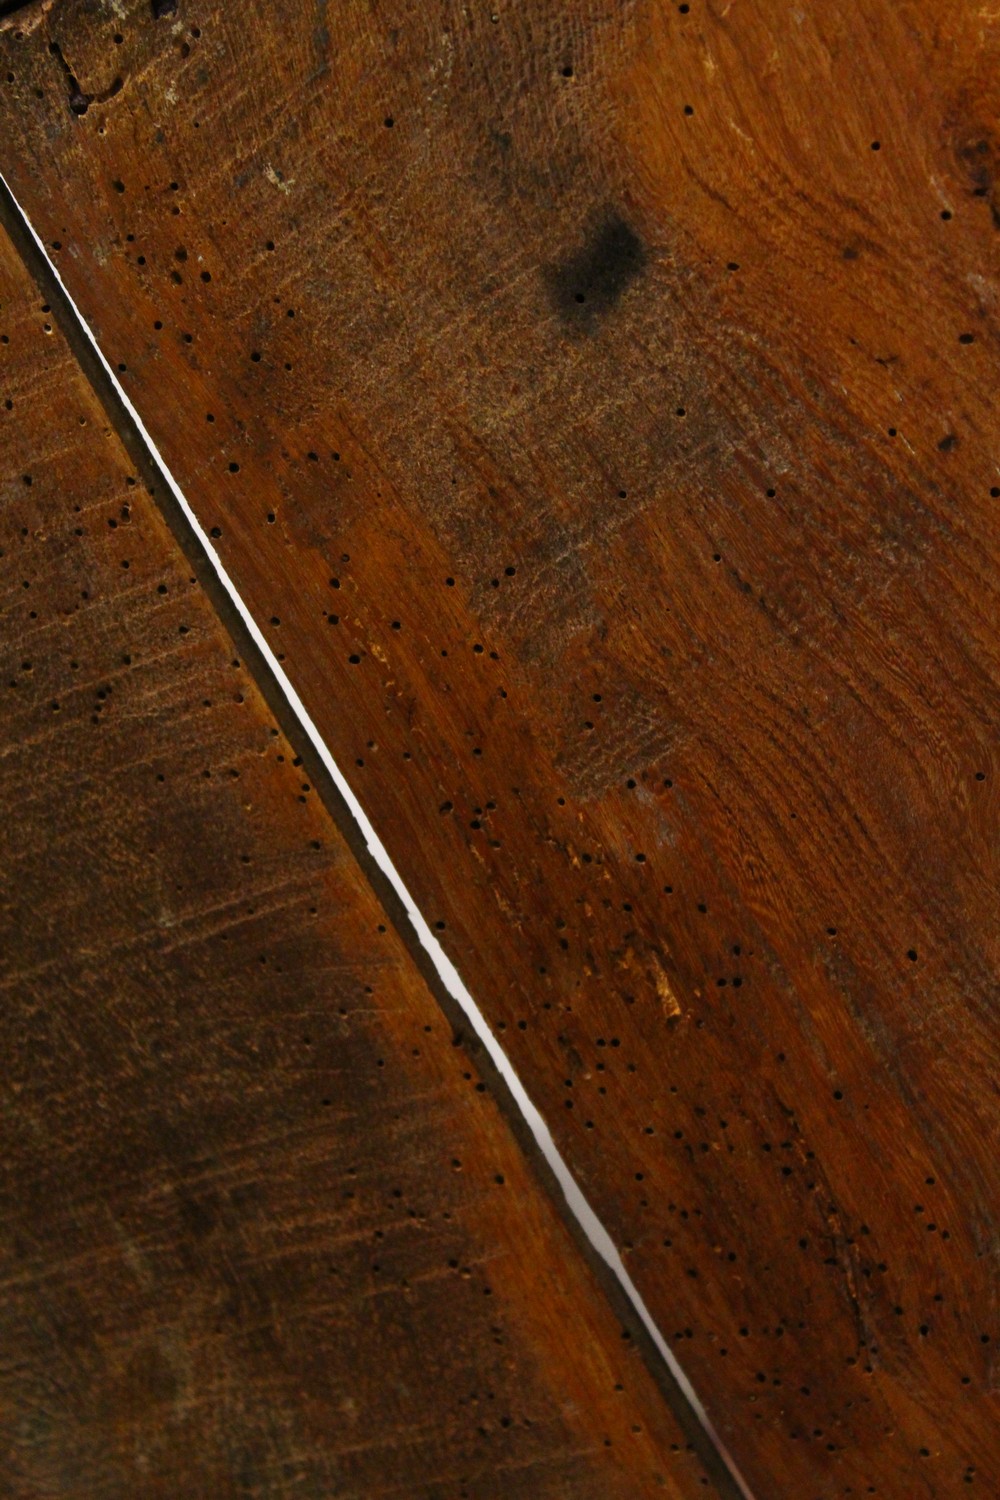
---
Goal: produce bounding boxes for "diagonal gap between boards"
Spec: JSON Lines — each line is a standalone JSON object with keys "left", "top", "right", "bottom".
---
{"left": 0, "top": 169, "right": 754, "bottom": 1500}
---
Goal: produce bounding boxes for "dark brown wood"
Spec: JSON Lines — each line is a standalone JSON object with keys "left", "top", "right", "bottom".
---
{"left": 0, "top": 217, "right": 719, "bottom": 1497}
{"left": 2, "top": 1, "right": 998, "bottom": 1493}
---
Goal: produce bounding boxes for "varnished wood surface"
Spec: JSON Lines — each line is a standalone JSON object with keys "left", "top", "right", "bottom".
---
{"left": 2, "top": 1, "right": 999, "bottom": 1493}
{"left": 0, "top": 218, "right": 719, "bottom": 1497}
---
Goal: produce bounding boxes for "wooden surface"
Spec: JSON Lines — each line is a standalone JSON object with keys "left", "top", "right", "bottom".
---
{"left": 1, "top": 0, "right": 999, "bottom": 1493}
{"left": 0, "top": 217, "right": 720, "bottom": 1497}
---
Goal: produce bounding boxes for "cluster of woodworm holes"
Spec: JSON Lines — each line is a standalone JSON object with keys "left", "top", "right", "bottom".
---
{"left": 2, "top": 12, "right": 993, "bottom": 1477}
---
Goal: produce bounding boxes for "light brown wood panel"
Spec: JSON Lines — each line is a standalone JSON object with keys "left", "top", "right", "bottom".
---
{"left": 1, "top": 1, "right": 997, "bottom": 1493}
{"left": 0, "top": 206, "right": 718, "bottom": 1498}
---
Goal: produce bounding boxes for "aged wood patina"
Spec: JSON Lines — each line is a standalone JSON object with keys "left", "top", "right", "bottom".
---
{"left": 1, "top": 0, "right": 998, "bottom": 1493}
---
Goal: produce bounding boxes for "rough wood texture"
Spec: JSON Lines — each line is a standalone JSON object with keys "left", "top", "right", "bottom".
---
{"left": 2, "top": 1, "right": 998, "bottom": 1493}
{"left": 0, "top": 219, "right": 719, "bottom": 1497}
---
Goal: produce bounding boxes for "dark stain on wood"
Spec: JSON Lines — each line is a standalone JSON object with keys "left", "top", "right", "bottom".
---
{"left": 547, "top": 212, "right": 648, "bottom": 327}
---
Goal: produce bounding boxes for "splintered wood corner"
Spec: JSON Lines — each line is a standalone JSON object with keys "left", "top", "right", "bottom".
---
{"left": 1, "top": 0, "right": 998, "bottom": 1495}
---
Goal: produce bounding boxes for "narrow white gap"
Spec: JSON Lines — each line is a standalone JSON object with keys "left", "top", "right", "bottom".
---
{"left": 8, "top": 177, "right": 754, "bottom": 1500}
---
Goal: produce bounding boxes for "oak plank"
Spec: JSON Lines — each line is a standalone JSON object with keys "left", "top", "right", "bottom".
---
{"left": 2, "top": 1, "right": 998, "bottom": 1492}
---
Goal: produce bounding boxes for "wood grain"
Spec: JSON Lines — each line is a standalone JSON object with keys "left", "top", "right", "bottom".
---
{"left": 0, "top": 213, "right": 718, "bottom": 1497}
{"left": 2, "top": 1, "right": 998, "bottom": 1493}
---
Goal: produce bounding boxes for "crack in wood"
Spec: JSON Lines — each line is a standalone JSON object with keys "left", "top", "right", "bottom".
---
{"left": 47, "top": 38, "right": 122, "bottom": 116}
